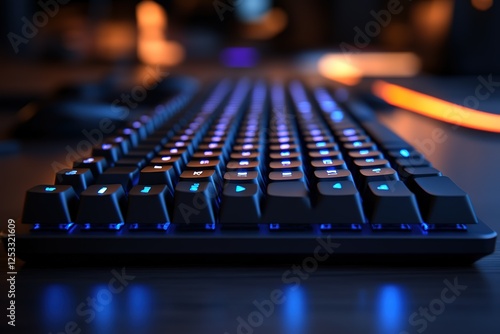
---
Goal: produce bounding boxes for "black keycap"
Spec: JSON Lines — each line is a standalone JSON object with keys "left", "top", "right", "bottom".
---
{"left": 230, "top": 151, "right": 260, "bottom": 160}
{"left": 364, "top": 181, "right": 422, "bottom": 224}
{"left": 309, "top": 150, "right": 342, "bottom": 159}
{"left": 193, "top": 150, "right": 224, "bottom": 162}
{"left": 126, "top": 185, "right": 170, "bottom": 225}
{"left": 269, "top": 151, "right": 301, "bottom": 160}
{"left": 150, "top": 156, "right": 184, "bottom": 175}
{"left": 116, "top": 128, "right": 140, "bottom": 147}
{"left": 311, "top": 159, "right": 346, "bottom": 169}
{"left": 55, "top": 168, "right": 94, "bottom": 194}
{"left": 306, "top": 142, "right": 338, "bottom": 150}
{"left": 223, "top": 171, "right": 260, "bottom": 184}
{"left": 269, "top": 144, "right": 298, "bottom": 152}
{"left": 413, "top": 176, "right": 478, "bottom": 224}
{"left": 76, "top": 184, "right": 126, "bottom": 226}
{"left": 220, "top": 183, "right": 261, "bottom": 224}
{"left": 226, "top": 160, "right": 260, "bottom": 170}
{"left": 269, "top": 160, "right": 302, "bottom": 170}
{"left": 358, "top": 167, "right": 399, "bottom": 186}
{"left": 97, "top": 166, "right": 139, "bottom": 191}
{"left": 315, "top": 181, "right": 365, "bottom": 224}
{"left": 395, "top": 157, "right": 430, "bottom": 168}
{"left": 159, "top": 148, "right": 191, "bottom": 163}
{"left": 344, "top": 142, "right": 376, "bottom": 150}
{"left": 104, "top": 136, "right": 130, "bottom": 155}
{"left": 338, "top": 135, "right": 369, "bottom": 143}
{"left": 400, "top": 166, "right": 442, "bottom": 181}
{"left": 22, "top": 185, "right": 78, "bottom": 225}
{"left": 180, "top": 169, "right": 220, "bottom": 191}
{"left": 348, "top": 150, "right": 383, "bottom": 160}
{"left": 268, "top": 170, "right": 305, "bottom": 182}
{"left": 73, "top": 157, "right": 108, "bottom": 177}
{"left": 173, "top": 181, "right": 217, "bottom": 225}
{"left": 139, "top": 165, "right": 176, "bottom": 189}
{"left": 186, "top": 159, "right": 223, "bottom": 176}
{"left": 353, "top": 158, "right": 390, "bottom": 169}
{"left": 92, "top": 143, "right": 122, "bottom": 164}
{"left": 313, "top": 169, "right": 352, "bottom": 181}
{"left": 387, "top": 149, "right": 423, "bottom": 160}
{"left": 264, "top": 181, "right": 311, "bottom": 224}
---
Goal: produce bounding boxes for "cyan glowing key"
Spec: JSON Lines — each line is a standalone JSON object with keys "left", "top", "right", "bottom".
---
{"left": 366, "top": 158, "right": 375, "bottom": 163}
{"left": 65, "top": 170, "right": 78, "bottom": 175}
{"left": 316, "top": 142, "right": 326, "bottom": 147}
{"left": 377, "top": 184, "right": 389, "bottom": 191}
{"left": 372, "top": 168, "right": 382, "bottom": 173}
{"left": 140, "top": 186, "right": 152, "bottom": 193}
{"left": 280, "top": 151, "right": 290, "bottom": 157}
{"left": 359, "top": 150, "right": 370, "bottom": 155}
{"left": 189, "top": 183, "right": 200, "bottom": 192}
{"left": 400, "top": 149, "right": 410, "bottom": 158}
{"left": 45, "top": 187, "right": 56, "bottom": 192}
{"left": 353, "top": 141, "right": 362, "bottom": 147}
{"left": 333, "top": 183, "right": 342, "bottom": 189}
{"left": 331, "top": 111, "right": 344, "bottom": 121}
{"left": 97, "top": 187, "right": 108, "bottom": 194}
{"left": 323, "top": 159, "right": 333, "bottom": 164}
{"left": 319, "top": 150, "right": 329, "bottom": 155}
{"left": 235, "top": 185, "right": 246, "bottom": 193}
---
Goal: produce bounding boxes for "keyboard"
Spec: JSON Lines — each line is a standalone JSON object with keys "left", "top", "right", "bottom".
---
{"left": 4, "top": 76, "right": 496, "bottom": 264}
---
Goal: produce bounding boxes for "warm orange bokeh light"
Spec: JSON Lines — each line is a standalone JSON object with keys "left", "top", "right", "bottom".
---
{"left": 372, "top": 80, "right": 500, "bottom": 133}
{"left": 136, "top": 0, "right": 184, "bottom": 66}
{"left": 136, "top": 0, "right": 168, "bottom": 31}
{"left": 318, "top": 53, "right": 421, "bottom": 86}
{"left": 471, "top": 0, "right": 493, "bottom": 11}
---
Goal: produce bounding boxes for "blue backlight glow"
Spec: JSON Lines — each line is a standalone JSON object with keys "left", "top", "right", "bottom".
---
{"left": 399, "top": 149, "right": 410, "bottom": 158}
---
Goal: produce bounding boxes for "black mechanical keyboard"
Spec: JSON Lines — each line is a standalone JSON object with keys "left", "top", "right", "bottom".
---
{"left": 5, "top": 76, "right": 496, "bottom": 264}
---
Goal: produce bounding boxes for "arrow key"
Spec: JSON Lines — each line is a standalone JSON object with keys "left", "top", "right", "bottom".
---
{"left": 220, "top": 183, "right": 261, "bottom": 224}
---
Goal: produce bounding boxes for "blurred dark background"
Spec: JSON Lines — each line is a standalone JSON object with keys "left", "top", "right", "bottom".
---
{"left": 0, "top": 0, "right": 499, "bottom": 143}
{"left": 1, "top": 0, "right": 499, "bottom": 73}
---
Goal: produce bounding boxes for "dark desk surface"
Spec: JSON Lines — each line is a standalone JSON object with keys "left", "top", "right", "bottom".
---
{"left": 0, "top": 73, "right": 499, "bottom": 334}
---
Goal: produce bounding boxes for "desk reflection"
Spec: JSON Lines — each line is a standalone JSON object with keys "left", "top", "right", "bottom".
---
{"left": 10, "top": 265, "right": 496, "bottom": 334}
